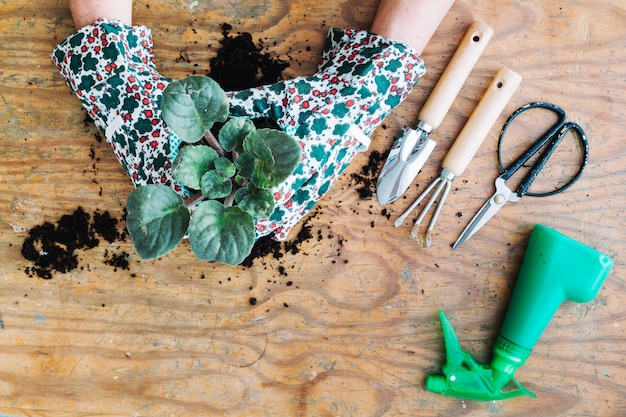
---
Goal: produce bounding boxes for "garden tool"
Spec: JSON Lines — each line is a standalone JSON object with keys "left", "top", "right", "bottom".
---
{"left": 377, "top": 20, "right": 493, "bottom": 204}
{"left": 426, "top": 224, "right": 613, "bottom": 401}
{"left": 452, "top": 102, "right": 589, "bottom": 249}
{"left": 394, "top": 66, "right": 522, "bottom": 246}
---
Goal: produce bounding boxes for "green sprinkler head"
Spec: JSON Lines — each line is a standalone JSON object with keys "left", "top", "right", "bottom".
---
{"left": 426, "top": 224, "right": 613, "bottom": 401}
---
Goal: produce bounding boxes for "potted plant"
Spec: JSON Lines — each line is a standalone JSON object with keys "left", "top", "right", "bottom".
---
{"left": 125, "top": 75, "right": 301, "bottom": 266}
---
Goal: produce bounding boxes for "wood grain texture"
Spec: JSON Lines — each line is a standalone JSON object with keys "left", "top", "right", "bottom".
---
{"left": 1, "top": 0, "right": 625, "bottom": 415}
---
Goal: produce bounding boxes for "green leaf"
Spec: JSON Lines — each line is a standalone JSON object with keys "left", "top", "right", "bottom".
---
{"left": 200, "top": 171, "right": 233, "bottom": 199}
{"left": 162, "top": 75, "right": 229, "bottom": 143}
{"left": 126, "top": 185, "right": 190, "bottom": 259}
{"left": 243, "top": 129, "right": 302, "bottom": 189}
{"left": 214, "top": 157, "right": 236, "bottom": 178}
{"left": 234, "top": 184, "right": 275, "bottom": 219}
{"left": 218, "top": 117, "right": 256, "bottom": 153}
{"left": 234, "top": 175, "right": 247, "bottom": 187}
{"left": 235, "top": 153, "right": 255, "bottom": 179}
{"left": 172, "top": 145, "right": 219, "bottom": 190}
{"left": 188, "top": 200, "right": 255, "bottom": 265}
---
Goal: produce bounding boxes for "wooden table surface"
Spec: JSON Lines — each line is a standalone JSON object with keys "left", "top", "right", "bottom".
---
{"left": 1, "top": 0, "right": 624, "bottom": 415}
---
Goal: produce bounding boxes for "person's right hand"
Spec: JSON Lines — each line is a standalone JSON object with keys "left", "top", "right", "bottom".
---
{"left": 227, "top": 28, "right": 425, "bottom": 240}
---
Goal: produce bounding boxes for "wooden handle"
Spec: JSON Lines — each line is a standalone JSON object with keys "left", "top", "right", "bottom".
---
{"left": 442, "top": 66, "right": 522, "bottom": 176}
{"left": 419, "top": 20, "right": 493, "bottom": 130}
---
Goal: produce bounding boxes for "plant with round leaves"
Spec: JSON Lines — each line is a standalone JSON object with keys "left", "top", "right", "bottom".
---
{"left": 126, "top": 75, "right": 301, "bottom": 266}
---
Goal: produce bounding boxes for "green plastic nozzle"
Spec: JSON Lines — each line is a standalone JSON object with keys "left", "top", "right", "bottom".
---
{"left": 499, "top": 224, "right": 613, "bottom": 350}
{"left": 426, "top": 224, "right": 613, "bottom": 401}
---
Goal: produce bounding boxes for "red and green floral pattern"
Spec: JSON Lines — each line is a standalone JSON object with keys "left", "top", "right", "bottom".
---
{"left": 52, "top": 20, "right": 425, "bottom": 241}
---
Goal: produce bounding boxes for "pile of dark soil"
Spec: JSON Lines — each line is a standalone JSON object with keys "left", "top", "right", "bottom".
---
{"left": 208, "top": 23, "right": 289, "bottom": 90}
{"left": 22, "top": 207, "right": 127, "bottom": 279}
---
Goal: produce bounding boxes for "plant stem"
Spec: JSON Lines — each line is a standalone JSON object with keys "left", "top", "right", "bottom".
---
{"left": 224, "top": 185, "right": 237, "bottom": 207}
{"left": 184, "top": 191, "right": 205, "bottom": 208}
{"left": 224, "top": 193, "right": 235, "bottom": 207}
{"left": 204, "top": 129, "right": 225, "bottom": 157}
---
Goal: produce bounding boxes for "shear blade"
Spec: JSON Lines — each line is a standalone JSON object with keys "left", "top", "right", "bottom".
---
{"left": 376, "top": 126, "right": 436, "bottom": 205}
{"left": 453, "top": 178, "right": 515, "bottom": 249}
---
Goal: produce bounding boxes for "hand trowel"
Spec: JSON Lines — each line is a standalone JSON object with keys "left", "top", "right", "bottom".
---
{"left": 377, "top": 20, "right": 493, "bottom": 205}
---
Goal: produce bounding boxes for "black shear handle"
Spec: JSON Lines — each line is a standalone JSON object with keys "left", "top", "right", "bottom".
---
{"left": 497, "top": 102, "right": 590, "bottom": 198}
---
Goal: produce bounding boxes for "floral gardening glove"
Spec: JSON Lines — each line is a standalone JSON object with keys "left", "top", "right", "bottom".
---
{"left": 227, "top": 28, "right": 426, "bottom": 239}
{"left": 51, "top": 19, "right": 185, "bottom": 194}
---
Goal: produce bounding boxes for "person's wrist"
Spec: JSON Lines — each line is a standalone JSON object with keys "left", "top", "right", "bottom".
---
{"left": 69, "top": 0, "right": 132, "bottom": 29}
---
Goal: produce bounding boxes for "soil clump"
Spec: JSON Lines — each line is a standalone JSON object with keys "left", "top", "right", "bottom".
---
{"left": 22, "top": 208, "right": 127, "bottom": 279}
{"left": 208, "top": 23, "right": 289, "bottom": 90}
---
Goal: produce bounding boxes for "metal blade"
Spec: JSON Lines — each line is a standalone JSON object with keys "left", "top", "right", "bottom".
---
{"left": 376, "top": 125, "right": 436, "bottom": 204}
{"left": 452, "top": 177, "right": 518, "bottom": 249}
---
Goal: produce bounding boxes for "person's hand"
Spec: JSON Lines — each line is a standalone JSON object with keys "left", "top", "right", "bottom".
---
{"left": 228, "top": 28, "right": 425, "bottom": 239}
{"left": 52, "top": 20, "right": 187, "bottom": 193}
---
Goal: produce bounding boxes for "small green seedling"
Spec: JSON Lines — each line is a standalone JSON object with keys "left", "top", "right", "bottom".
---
{"left": 126, "top": 76, "right": 301, "bottom": 266}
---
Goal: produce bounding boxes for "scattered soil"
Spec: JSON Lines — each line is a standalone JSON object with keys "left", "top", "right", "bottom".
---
{"left": 241, "top": 211, "right": 316, "bottom": 268}
{"left": 350, "top": 149, "right": 388, "bottom": 200}
{"left": 104, "top": 249, "right": 131, "bottom": 271}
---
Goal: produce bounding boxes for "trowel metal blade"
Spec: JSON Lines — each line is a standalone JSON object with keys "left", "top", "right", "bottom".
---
{"left": 376, "top": 126, "right": 436, "bottom": 204}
